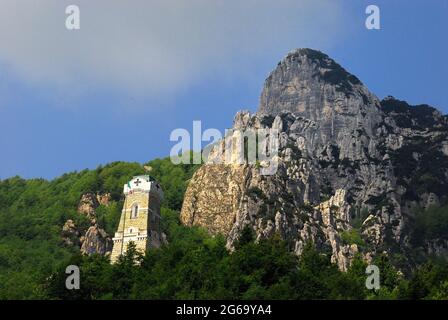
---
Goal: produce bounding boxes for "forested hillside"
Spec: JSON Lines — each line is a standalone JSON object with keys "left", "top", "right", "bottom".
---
{"left": 1, "top": 156, "right": 448, "bottom": 299}
{"left": 0, "top": 157, "right": 197, "bottom": 299}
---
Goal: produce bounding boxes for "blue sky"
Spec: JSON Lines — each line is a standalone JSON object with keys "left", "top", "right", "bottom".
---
{"left": 0, "top": 0, "right": 447, "bottom": 179}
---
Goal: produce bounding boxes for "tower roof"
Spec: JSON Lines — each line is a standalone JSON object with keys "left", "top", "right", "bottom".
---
{"left": 123, "top": 175, "right": 163, "bottom": 199}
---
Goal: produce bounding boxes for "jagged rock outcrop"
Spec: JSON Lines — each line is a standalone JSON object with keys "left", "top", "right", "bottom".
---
{"left": 62, "top": 193, "right": 113, "bottom": 256}
{"left": 180, "top": 48, "right": 448, "bottom": 271}
{"left": 62, "top": 219, "right": 80, "bottom": 247}
{"left": 80, "top": 225, "right": 112, "bottom": 255}
{"left": 97, "top": 193, "right": 111, "bottom": 206}
{"left": 77, "top": 193, "right": 100, "bottom": 223}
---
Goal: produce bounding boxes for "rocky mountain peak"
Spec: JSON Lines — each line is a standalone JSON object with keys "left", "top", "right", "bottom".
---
{"left": 380, "top": 96, "right": 447, "bottom": 130}
{"left": 181, "top": 49, "right": 448, "bottom": 272}
{"left": 259, "top": 49, "right": 381, "bottom": 127}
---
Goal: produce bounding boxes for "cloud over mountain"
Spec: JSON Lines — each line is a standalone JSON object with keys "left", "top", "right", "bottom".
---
{"left": 0, "top": 0, "right": 346, "bottom": 102}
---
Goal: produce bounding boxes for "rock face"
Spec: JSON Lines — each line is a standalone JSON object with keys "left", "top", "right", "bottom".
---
{"left": 62, "top": 193, "right": 113, "bottom": 256}
{"left": 62, "top": 219, "right": 80, "bottom": 247}
{"left": 180, "top": 48, "right": 448, "bottom": 271}
{"left": 77, "top": 193, "right": 100, "bottom": 223}
{"left": 80, "top": 225, "right": 112, "bottom": 256}
{"left": 97, "top": 193, "right": 112, "bottom": 206}
{"left": 181, "top": 165, "right": 249, "bottom": 236}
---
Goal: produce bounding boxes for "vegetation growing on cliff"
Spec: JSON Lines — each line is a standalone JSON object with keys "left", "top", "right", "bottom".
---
{"left": 1, "top": 156, "right": 448, "bottom": 299}
{"left": 43, "top": 228, "right": 448, "bottom": 300}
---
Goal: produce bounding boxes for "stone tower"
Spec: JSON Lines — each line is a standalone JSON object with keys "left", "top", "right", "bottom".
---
{"left": 110, "top": 175, "right": 163, "bottom": 263}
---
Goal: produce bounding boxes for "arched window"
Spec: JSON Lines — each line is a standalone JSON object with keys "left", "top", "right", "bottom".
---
{"left": 131, "top": 204, "right": 139, "bottom": 219}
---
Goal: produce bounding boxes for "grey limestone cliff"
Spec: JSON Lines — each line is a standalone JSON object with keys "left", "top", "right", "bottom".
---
{"left": 180, "top": 49, "right": 448, "bottom": 271}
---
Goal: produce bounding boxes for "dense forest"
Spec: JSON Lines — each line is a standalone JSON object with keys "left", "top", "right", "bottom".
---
{"left": 1, "top": 157, "right": 448, "bottom": 299}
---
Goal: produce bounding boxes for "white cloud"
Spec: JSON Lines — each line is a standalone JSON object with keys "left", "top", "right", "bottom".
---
{"left": 0, "top": 0, "right": 347, "bottom": 104}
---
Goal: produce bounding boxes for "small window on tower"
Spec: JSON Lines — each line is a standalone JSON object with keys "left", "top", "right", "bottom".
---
{"left": 131, "top": 204, "right": 139, "bottom": 219}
